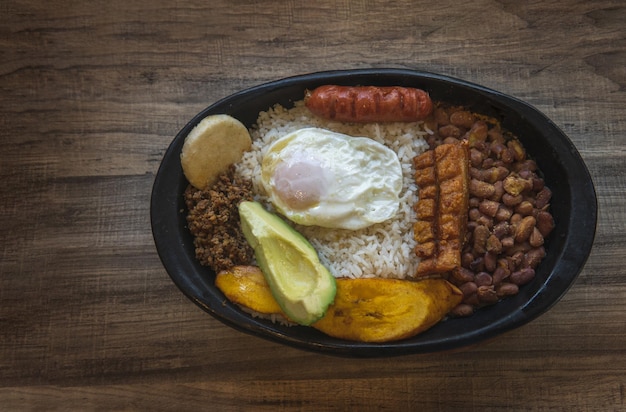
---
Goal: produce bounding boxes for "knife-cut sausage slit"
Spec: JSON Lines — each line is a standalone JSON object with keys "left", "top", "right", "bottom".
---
{"left": 413, "top": 142, "right": 470, "bottom": 277}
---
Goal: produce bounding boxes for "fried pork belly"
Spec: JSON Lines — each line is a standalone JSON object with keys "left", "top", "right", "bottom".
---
{"left": 413, "top": 142, "right": 469, "bottom": 276}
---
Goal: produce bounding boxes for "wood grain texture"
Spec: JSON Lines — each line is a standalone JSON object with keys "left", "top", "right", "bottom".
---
{"left": 1, "top": 0, "right": 625, "bottom": 410}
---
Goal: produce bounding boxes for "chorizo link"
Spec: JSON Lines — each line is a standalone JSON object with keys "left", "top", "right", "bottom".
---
{"left": 304, "top": 85, "right": 433, "bottom": 123}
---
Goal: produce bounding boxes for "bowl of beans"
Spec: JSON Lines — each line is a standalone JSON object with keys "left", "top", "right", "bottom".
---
{"left": 151, "top": 68, "right": 597, "bottom": 357}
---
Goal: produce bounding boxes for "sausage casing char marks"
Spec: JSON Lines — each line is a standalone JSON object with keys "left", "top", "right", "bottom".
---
{"left": 413, "top": 142, "right": 470, "bottom": 277}
{"left": 305, "top": 85, "right": 433, "bottom": 123}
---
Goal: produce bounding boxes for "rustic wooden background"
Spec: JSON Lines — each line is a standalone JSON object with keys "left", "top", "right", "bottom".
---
{"left": 1, "top": 0, "right": 624, "bottom": 410}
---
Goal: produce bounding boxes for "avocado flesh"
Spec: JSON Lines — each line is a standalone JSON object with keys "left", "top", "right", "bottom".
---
{"left": 238, "top": 201, "right": 337, "bottom": 325}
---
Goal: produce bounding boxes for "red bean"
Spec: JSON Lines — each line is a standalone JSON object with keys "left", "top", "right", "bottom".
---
{"left": 426, "top": 105, "right": 554, "bottom": 314}
{"left": 510, "top": 268, "right": 535, "bottom": 285}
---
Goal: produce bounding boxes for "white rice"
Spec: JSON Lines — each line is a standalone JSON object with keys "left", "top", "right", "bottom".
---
{"left": 235, "top": 100, "right": 431, "bottom": 280}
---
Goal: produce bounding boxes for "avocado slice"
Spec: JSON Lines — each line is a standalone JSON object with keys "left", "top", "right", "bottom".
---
{"left": 238, "top": 201, "right": 337, "bottom": 325}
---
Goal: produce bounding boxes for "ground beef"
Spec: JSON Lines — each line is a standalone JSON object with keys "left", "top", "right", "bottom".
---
{"left": 184, "top": 165, "right": 255, "bottom": 273}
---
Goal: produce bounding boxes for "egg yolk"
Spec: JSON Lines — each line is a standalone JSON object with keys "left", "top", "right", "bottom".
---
{"left": 272, "top": 158, "right": 329, "bottom": 210}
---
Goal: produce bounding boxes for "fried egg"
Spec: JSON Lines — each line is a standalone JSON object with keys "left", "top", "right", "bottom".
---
{"left": 261, "top": 127, "right": 403, "bottom": 230}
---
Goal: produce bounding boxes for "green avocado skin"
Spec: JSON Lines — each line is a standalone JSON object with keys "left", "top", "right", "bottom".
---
{"left": 238, "top": 201, "right": 336, "bottom": 325}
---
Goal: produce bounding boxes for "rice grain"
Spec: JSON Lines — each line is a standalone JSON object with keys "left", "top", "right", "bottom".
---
{"left": 235, "top": 100, "right": 430, "bottom": 280}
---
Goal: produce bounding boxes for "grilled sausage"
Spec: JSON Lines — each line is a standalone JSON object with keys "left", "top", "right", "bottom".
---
{"left": 304, "top": 85, "right": 433, "bottom": 123}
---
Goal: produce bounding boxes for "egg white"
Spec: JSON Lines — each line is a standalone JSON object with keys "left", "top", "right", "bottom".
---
{"left": 261, "top": 127, "right": 403, "bottom": 230}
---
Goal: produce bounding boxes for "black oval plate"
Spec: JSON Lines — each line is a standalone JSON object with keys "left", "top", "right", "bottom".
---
{"left": 151, "top": 69, "right": 597, "bottom": 357}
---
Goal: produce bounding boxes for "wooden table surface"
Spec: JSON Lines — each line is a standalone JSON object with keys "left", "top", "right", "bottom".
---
{"left": 1, "top": 0, "right": 624, "bottom": 410}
